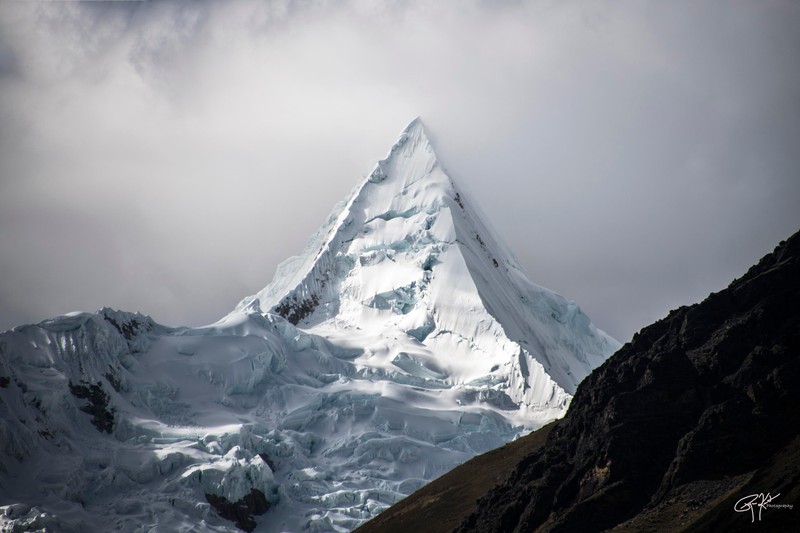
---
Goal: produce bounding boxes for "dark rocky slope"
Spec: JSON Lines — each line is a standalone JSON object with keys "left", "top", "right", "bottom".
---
{"left": 361, "top": 230, "right": 800, "bottom": 532}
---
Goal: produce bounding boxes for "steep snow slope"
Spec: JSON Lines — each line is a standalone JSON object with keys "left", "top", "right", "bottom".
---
{"left": 236, "top": 118, "right": 618, "bottom": 415}
{"left": 0, "top": 120, "right": 619, "bottom": 533}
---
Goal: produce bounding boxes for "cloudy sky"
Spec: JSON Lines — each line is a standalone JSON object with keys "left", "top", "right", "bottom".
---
{"left": 1, "top": 1, "right": 798, "bottom": 342}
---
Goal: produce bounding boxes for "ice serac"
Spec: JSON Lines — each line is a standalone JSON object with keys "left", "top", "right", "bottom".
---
{"left": 237, "top": 117, "right": 619, "bottom": 417}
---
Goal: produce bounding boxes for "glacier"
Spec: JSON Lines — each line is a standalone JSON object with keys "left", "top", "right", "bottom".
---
{"left": 0, "top": 119, "right": 620, "bottom": 532}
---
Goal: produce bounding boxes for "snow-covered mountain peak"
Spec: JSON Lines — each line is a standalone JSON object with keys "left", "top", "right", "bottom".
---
{"left": 235, "top": 120, "right": 619, "bottom": 401}
{"left": 235, "top": 117, "right": 450, "bottom": 321}
{"left": 1, "top": 119, "right": 619, "bottom": 533}
{"left": 364, "top": 116, "right": 444, "bottom": 200}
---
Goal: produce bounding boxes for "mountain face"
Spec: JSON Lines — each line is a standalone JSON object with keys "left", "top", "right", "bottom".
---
{"left": 0, "top": 120, "right": 618, "bottom": 533}
{"left": 357, "top": 230, "right": 800, "bottom": 533}
{"left": 236, "top": 118, "right": 618, "bottom": 408}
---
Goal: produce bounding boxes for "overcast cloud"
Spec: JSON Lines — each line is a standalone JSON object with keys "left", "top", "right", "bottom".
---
{"left": 1, "top": 0, "right": 798, "bottom": 342}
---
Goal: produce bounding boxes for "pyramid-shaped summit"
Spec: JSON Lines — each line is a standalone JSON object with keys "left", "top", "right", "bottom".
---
{"left": 236, "top": 118, "right": 619, "bottom": 415}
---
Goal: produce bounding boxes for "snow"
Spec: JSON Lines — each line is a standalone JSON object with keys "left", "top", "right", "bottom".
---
{"left": 0, "top": 119, "right": 620, "bottom": 532}
{"left": 237, "top": 118, "right": 617, "bottom": 404}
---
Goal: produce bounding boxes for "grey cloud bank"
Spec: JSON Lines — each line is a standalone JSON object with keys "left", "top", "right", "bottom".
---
{"left": 1, "top": 0, "right": 798, "bottom": 342}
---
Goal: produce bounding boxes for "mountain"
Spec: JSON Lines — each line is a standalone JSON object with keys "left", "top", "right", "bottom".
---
{"left": 356, "top": 229, "right": 800, "bottom": 533}
{"left": 0, "top": 119, "right": 618, "bottom": 533}
{"left": 234, "top": 118, "right": 618, "bottom": 407}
